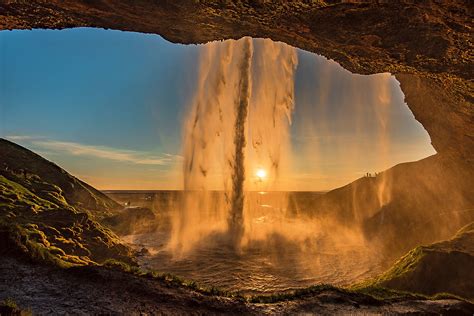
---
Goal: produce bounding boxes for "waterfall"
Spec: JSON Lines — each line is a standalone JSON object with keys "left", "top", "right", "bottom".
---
{"left": 168, "top": 37, "right": 298, "bottom": 255}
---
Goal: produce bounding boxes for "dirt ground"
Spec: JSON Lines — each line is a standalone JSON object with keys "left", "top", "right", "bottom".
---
{"left": 1, "top": 256, "right": 473, "bottom": 315}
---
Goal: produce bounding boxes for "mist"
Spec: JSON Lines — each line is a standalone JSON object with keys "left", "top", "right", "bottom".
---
{"left": 120, "top": 38, "right": 472, "bottom": 293}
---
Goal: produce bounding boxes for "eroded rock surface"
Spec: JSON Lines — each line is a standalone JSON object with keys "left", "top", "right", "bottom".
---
{"left": 0, "top": 1, "right": 472, "bottom": 158}
{"left": 0, "top": 1, "right": 471, "bottom": 76}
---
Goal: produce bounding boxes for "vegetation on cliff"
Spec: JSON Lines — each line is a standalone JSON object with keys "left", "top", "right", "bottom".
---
{"left": 354, "top": 222, "right": 474, "bottom": 301}
{"left": 0, "top": 138, "right": 134, "bottom": 267}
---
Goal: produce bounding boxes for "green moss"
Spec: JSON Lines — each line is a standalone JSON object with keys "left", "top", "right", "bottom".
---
{"left": 0, "top": 298, "right": 32, "bottom": 316}
{"left": 249, "top": 284, "right": 340, "bottom": 303}
{"left": 0, "top": 175, "right": 57, "bottom": 211}
{"left": 1, "top": 298, "right": 18, "bottom": 309}
{"left": 353, "top": 285, "right": 426, "bottom": 300}
{"left": 102, "top": 259, "right": 135, "bottom": 272}
{"left": 430, "top": 292, "right": 467, "bottom": 301}
{"left": 1, "top": 221, "right": 89, "bottom": 268}
{"left": 1, "top": 174, "right": 135, "bottom": 268}
{"left": 352, "top": 285, "right": 471, "bottom": 303}
{"left": 18, "top": 226, "right": 75, "bottom": 268}
{"left": 352, "top": 246, "right": 427, "bottom": 291}
{"left": 48, "top": 246, "right": 66, "bottom": 256}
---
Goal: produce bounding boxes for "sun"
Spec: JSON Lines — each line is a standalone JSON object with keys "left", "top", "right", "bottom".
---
{"left": 256, "top": 168, "right": 267, "bottom": 181}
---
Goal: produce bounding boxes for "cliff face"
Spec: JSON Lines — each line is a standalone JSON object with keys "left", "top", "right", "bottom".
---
{"left": 0, "top": 1, "right": 472, "bottom": 159}
{"left": 297, "top": 154, "right": 474, "bottom": 259}
{"left": 395, "top": 74, "right": 473, "bottom": 159}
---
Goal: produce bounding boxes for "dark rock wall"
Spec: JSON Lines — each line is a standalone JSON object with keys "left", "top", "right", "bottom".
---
{"left": 0, "top": 0, "right": 472, "bottom": 158}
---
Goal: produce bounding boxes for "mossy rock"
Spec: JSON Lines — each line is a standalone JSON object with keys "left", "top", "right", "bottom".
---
{"left": 355, "top": 222, "right": 474, "bottom": 301}
{"left": 0, "top": 144, "right": 137, "bottom": 269}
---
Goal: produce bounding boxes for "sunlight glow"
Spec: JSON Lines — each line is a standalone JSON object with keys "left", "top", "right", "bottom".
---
{"left": 256, "top": 168, "right": 267, "bottom": 181}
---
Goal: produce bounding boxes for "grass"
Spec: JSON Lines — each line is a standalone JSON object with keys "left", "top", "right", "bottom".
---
{"left": 249, "top": 284, "right": 341, "bottom": 303}
{"left": 351, "top": 246, "right": 427, "bottom": 291}
{"left": 350, "top": 222, "right": 474, "bottom": 303}
{"left": 0, "top": 175, "right": 57, "bottom": 211}
{"left": 355, "top": 285, "right": 471, "bottom": 303}
{"left": 354, "top": 285, "right": 427, "bottom": 301}
{"left": 0, "top": 174, "right": 134, "bottom": 268}
{"left": 1, "top": 221, "right": 77, "bottom": 269}
{"left": 1, "top": 216, "right": 131, "bottom": 268}
{"left": 102, "top": 259, "right": 143, "bottom": 274}
{"left": 101, "top": 258, "right": 238, "bottom": 298}
{"left": 0, "top": 138, "right": 120, "bottom": 217}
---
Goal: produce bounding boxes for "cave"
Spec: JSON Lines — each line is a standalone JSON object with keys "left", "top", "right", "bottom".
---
{"left": 0, "top": 1, "right": 473, "bottom": 314}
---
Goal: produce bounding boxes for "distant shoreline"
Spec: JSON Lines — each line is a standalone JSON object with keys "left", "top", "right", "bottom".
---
{"left": 102, "top": 190, "right": 329, "bottom": 194}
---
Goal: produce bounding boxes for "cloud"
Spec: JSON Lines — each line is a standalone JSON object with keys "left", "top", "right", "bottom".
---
{"left": 5, "top": 135, "right": 39, "bottom": 141}
{"left": 5, "top": 135, "right": 182, "bottom": 166}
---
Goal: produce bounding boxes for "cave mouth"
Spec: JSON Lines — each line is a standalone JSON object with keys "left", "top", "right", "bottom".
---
{"left": 1, "top": 28, "right": 438, "bottom": 294}
{"left": 0, "top": 28, "right": 435, "bottom": 192}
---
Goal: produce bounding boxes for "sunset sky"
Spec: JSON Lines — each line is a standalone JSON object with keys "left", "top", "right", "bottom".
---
{"left": 0, "top": 28, "right": 436, "bottom": 191}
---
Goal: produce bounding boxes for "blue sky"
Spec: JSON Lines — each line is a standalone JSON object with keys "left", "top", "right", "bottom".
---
{"left": 0, "top": 28, "right": 436, "bottom": 190}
